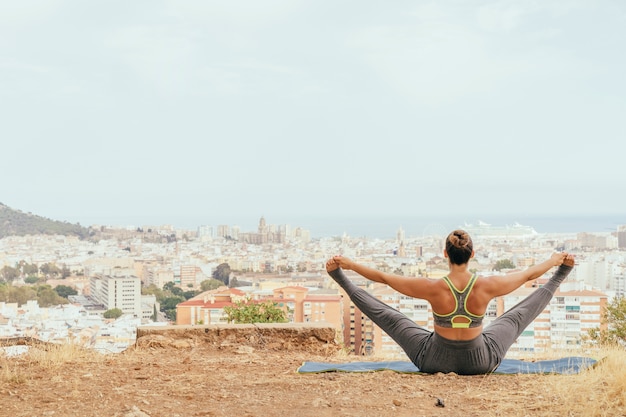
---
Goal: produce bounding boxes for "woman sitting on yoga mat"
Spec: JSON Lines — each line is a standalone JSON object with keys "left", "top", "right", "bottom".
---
{"left": 325, "top": 229, "right": 575, "bottom": 375}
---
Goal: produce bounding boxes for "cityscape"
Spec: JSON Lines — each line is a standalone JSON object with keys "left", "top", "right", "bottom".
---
{"left": 2, "top": 215, "right": 625, "bottom": 359}
{"left": 2, "top": 1, "right": 624, "bottom": 414}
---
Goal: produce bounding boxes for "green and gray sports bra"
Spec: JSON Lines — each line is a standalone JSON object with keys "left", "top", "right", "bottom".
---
{"left": 432, "top": 274, "right": 485, "bottom": 329}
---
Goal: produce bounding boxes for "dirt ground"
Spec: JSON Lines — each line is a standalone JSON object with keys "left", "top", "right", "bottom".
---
{"left": 0, "top": 331, "right": 613, "bottom": 417}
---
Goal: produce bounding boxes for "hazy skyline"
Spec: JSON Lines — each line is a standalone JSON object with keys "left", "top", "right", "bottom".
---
{"left": 2, "top": 1, "right": 624, "bottom": 231}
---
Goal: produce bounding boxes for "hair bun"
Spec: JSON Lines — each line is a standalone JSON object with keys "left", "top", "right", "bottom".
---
{"left": 445, "top": 229, "right": 473, "bottom": 265}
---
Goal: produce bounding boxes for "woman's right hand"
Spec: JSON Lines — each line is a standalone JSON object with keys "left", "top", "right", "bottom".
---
{"left": 325, "top": 257, "right": 339, "bottom": 272}
{"left": 326, "top": 255, "right": 354, "bottom": 272}
{"left": 549, "top": 252, "right": 568, "bottom": 267}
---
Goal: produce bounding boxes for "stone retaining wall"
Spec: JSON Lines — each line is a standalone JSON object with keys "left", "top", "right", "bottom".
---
{"left": 135, "top": 323, "right": 340, "bottom": 354}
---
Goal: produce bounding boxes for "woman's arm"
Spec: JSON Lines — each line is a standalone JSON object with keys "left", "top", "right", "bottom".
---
{"left": 327, "top": 256, "right": 438, "bottom": 299}
{"left": 481, "top": 252, "right": 570, "bottom": 298}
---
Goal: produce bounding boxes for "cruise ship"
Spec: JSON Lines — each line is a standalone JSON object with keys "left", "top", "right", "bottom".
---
{"left": 461, "top": 220, "right": 538, "bottom": 237}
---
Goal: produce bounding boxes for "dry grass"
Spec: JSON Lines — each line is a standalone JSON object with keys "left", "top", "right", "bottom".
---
{"left": 475, "top": 346, "right": 625, "bottom": 417}
{"left": 1, "top": 341, "right": 625, "bottom": 417}
{"left": 1, "top": 341, "right": 106, "bottom": 385}
{"left": 546, "top": 346, "right": 626, "bottom": 417}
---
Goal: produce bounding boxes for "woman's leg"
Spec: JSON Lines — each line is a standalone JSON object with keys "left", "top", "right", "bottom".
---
{"left": 328, "top": 268, "right": 431, "bottom": 363}
{"left": 482, "top": 264, "right": 574, "bottom": 359}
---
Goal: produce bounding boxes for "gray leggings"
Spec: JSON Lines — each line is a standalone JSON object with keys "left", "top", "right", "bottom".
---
{"left": 328, "top": 265, "right": 573, "bottom": 375}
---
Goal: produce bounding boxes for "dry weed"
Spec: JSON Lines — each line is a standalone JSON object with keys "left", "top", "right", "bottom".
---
{"left": 2, "top": 340, "right": 625, "bottom": 417}
{"left": 483, "top": 346, "right": 626, "bottom": 417}
{"left": 547, "top": 346, "right": 626, "bottom": 417}
{"left": 1, "top": 341, "right": 106, "bottom": 385}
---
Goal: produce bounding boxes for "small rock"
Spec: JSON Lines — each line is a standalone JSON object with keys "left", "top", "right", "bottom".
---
{"left": 235, "top": 346, "right": 255, "bottom": 354}
{"left": 392, "top": 399, "right": 402, "bottom": 407}
{"left": 123, "top": 405, "right": 151, "bottom": 417}
{"left": 435, "top": 398, "right": 445, "bottom": 408}
{"left": 311, "top": 398, "right": 331, "bottom": 407}
{"left": 172, "top": 340, "right": 192, "bottom": 349}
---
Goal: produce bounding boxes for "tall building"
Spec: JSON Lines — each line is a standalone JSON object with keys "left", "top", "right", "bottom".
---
{"left": 197, "top": 225, "right": 214, "bottom": 240}
{"left": 577, "top": 259, "right": 611, "bottom": 291}
{"left": 614, "top": 273, "right": 626, "bottom": 298}
{"left": 143, "top": 265, "right": 175, "bottom": 288}
{"left": 180, "top": 264, "right": 203, "bottom": 288}
{"left": 216, "top": 225, "right": 230, "bottom": 238}
{"left": 396, "top": 227, "right": 405, "bottom": 243}
{"left": 617, "top": 225, "right": 626, "bottom": 249}
{"left": 89, "top": 275, "right": 142, "bottom": 317}
{"left": 335, "top": 283, "right": 373, "bottom": 356}
{"left": 496, "top": 285, "right": 607, "bottom": 356}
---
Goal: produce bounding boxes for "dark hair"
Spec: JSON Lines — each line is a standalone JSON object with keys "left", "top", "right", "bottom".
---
{"left": 445, "top": 229, "right": 473, "bottom": 265}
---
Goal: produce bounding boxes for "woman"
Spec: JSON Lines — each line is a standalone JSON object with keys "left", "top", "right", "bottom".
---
{"left": 326, "top": 229, "right": 575, "bottom": 375}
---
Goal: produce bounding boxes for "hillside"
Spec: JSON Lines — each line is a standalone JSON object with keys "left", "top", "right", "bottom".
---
{"left": 0, "top": 203, "right": 91, "bottom": 239}
{"left": 1, "top": 327, "right": 625, "bottom": 417}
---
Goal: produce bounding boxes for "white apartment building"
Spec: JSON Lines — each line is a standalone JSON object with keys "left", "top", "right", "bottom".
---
{"left": 141, "top": 294, "right": 159, "bottom": 321}
{"left": 498, "top": 285, "right": 606, "bottom": 356}
{"left": 576, "top": 259, "right": 611, "bottom": 291}
{"left": 614, "top": 274, "right": 626, "bottom": 298}
{"left": 89, "top": 275, "right": 142, "bottom": 317}
{"left": 197, "top": 225, "right": 214, "bottom": 240}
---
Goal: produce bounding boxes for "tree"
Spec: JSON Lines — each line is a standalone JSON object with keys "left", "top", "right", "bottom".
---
{"left": 200, "top": 279, "right": 224, "bottom": 291}
{"left": 493, "top": 259, "right": 516, "bottom": 271}
{"left": 54, "top": 284, "right": 78, "bottom": 299}
{"left": 37, "top": 286, "right": 65, "bottom": 307}
{"left": 143, "top": 283, "right": 188, "bottom": 321}
{"left": 24, "top": 276, "right": 41, "bottom": 284}
{"left": 6, "top": 285, "right": 37, "bottom": 305}
{"left": 161, "top": 296, "right": 185, "bottom": 321}
{"left": 223, "top": 299, "right": 288, "bottom": 324}
{"left": 587, "top": 296, "right": 626, "bottom": 346}
{"left": 182, "top": 290, "right": 200, "bottom": 300}
{"left": 213, "top": 263, "right": 231, "bottom": 286}
{"left": 1, "top": 265, "right": 19, "bottom": 282}
{"left": 163, "top": 281, "right": 184, "bottom": 297}
{"left": 40, "top": 262, "right": 62, "bottom": 277}
{"left": 20, "top": 261, "right": 39, "bottom": 276}
{"left": 142, "top": 284, "right": 165, "bottom": 300}
{"left": 0, "top": 283, "right": 66, "bottom": 306}
{"left": 61, "top": 264, "right": 71, "bottom": 279}
{"left": 103, "top": 308, "right": 123, "bottom": 319}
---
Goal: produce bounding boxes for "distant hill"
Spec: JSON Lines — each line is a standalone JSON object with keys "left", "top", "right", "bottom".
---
{"left": 0, "top": 203, "right": 91, "bottom": 239}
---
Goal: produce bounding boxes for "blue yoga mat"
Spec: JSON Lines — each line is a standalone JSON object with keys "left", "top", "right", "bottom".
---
{"left": 298, "top": 357, "right": 597, "bottom": 375}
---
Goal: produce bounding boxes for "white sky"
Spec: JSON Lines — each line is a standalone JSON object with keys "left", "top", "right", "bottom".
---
{"left": 1, "top": 1, "right": 625, "bottom": 229}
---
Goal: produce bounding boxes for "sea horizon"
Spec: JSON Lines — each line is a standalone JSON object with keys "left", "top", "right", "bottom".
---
{"left": 75, "top": 214, "right": 626, "bottom": 240}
